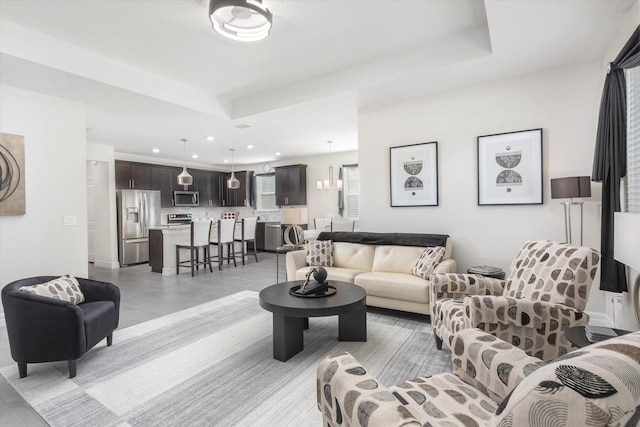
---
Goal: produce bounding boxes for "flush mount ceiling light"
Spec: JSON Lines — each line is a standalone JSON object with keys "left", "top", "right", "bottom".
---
{"left": 209, "top": 0, "right": 272, "bottom": 42}
{"left": 317, "top": 141, "right": 343, "bottom": 191}
{"left": 227, "top": 149, "right": 240, "bottom": 189}
{"left": 177, "top": 138, "right": 193, "bottom": 186}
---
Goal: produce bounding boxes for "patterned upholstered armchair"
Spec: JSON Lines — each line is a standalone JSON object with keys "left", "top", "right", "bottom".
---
{"left": 317, "top": 328, "right": 640, "bottom": 427}
{"left": 430, "top": 240, "right": 600, "bottom": 361}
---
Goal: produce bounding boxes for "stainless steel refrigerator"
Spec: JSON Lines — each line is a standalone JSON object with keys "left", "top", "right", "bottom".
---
{"left": 117, "top": 189, "right": 161, "bottom": 266}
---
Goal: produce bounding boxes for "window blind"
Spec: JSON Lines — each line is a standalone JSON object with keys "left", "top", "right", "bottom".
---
{"left": 627, "top": 67, "right": 640, "bottom": 213}
{"left": 256, "top": 174, "right": 276, "bottom": 210}
{"left": 343, "top": 165, "right": 360, "bottom": 220}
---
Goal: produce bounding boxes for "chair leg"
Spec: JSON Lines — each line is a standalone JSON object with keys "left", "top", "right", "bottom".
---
{"left": 107, "top": 333, "right": 113, "bottom": 346}
{"left": 191, "top": 248, "right": 195, "bottom": 277}
{"left": 231, "top": 243, "right": 237, "bottom": 267}
{"left": 252, "top": 241, "right": 258, "bottom": 263}
{"left": 434, "top": 331, "right": 443, "bottom": 350}
{"left": 18, "top": 362, "right": 27, "bottom": 378}
{"left": 176, "top": 246, "right": 180, "bottom": 275}
{"left": 68, "top": 360, "right": 77, "bottom": 378}
{"left": 242, "top": 241, "right": 246, "bottom": 265}
{"left": 218, "top": 243, "right": 223, "bottom": 271}
{"left": 206, "top": 247, "right": 213, "bottom": 272}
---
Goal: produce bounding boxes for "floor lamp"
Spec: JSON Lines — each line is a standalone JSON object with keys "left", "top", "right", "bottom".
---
{"left": 550, "top": 176, "right": 591, "bottom": 245}
{"left": 614, "top": 212, "right": 640, "bottom": 328}
{"left": 281, "top": 207, "right": 308, "bottom": 246}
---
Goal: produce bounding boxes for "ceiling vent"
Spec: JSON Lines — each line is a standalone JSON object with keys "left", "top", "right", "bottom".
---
{"left": 234, "top": 123, "right": 252, "bottom": 129}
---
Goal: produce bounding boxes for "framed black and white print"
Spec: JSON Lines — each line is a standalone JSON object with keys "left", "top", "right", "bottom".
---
{"left": 477, "top": 128, "right": 543, "bottom": 205}
{"left": 390, "top": 142, "right": 438, "bottom": 207}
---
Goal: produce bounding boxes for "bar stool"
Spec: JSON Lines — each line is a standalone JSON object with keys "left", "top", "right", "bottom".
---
{"left": 234, "top": 217, "right": 258, "bottom": 265}
{"left": 176, "top": 220, "right": 213, "bottom": 276}
{"left": 209, "top": 218, "right": 237, "bottom": 270}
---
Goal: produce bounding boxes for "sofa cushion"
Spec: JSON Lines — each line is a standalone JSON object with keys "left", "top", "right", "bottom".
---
{"left": 389, "top": 372, "right": 497, "bottom": 425}
{"left": 19, "top": 275, "right": 85, "bottom": 304}
{"left": 355, "top": 272, "right": 430, "bottom": 304}
{"left": 503, "top": 240, "right": 600, "bottom": 311}
{"left": 412, "top": 246, "right": 446, "bottom": 279}
{"left": 305, "top": 240, "right": 334, "bottom": 267}
{"left": 332, "top": 242, "right": 375, "bottom": 271}
{"left": 372, "top": 245, "right": 426, "bottom": 274}
{"left": 295, "top": 266, "right": 368, "bottom": 283}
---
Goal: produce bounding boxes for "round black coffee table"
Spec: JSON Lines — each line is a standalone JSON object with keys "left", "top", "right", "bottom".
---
{"left": 259, "top": 280, "right": 367, "bottom": 361}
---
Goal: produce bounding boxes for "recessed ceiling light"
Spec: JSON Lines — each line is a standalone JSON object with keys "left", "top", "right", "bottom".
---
{"left": 152, "top": 148, "right": 160, "bottom": 153}
{"left": 234, "top": 123, "right": 252, "bottom": 129}
{"left": 275, "top": 152, "right": 281, "bottom": 156}
{"left": 206, "top": 136, "right": 215, "bottom": 141}
{"left": 192, "top": 154, "right": 198, "bottom": 159}
{"left": 224, "top": 159, "right": 229, "bottom": 163}
{"left": 247, "top": 145, "right": 254, "bottom": 149}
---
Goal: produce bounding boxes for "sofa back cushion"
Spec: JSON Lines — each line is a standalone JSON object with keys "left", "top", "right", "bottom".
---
{"left": 332, "top": 242, "right": 375, "bottom": 271}
{"left": 372, "top": 245, "right": 426, "bottom": 274}
{"left": 491, "top": 332, "right": 640, "bottom": 426}
{"left": 503, "top": 240, "right": 600, "bottom": 311}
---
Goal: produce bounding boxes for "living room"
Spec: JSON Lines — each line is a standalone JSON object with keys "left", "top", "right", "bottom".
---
{"left": 1, "top": 1, "right": 639, "bottom": 425}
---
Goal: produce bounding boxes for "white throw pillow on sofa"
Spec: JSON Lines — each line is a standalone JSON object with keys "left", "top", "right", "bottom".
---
{"left": 20, "top": 275, "right": 85, "bottom": 304}
{"left": 412, "top": 246, "right": 445, "bottom": 280}
{"left": 306, "top": 240, "right": 334, "bottom": 267}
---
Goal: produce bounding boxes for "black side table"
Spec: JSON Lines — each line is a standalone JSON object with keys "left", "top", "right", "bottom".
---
{"left": 467, "top": 266, "right": 505, "bottom": 280}
{"left": 565, "top": 326, "right": 631, "bottom": 348}
{"left": 275, "top": 245, "right": 304, "bottom": 283}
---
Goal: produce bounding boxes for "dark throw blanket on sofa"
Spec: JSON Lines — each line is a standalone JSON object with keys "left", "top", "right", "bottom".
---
{"left": 316, "top": 231, "right": 448, "bottom": 248}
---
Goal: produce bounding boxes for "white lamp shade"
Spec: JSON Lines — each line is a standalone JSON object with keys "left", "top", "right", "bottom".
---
{"left": 614, "top": 212, "right": 640, "bottom": 271}
{"left": 281, "top": 207, "right": 308, "bottom": 225}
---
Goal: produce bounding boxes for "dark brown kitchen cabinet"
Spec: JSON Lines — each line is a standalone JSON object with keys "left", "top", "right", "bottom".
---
{"left": 223, "top": 171, "right": 253, "bottom": 207}
{"left": 194, "top": 170, "right": 224, "bottom": 207}
{"left": 149, "top": 166, "right": 178, "bottom": 208}
{"left": 275, "top": 164, "right": 306, "bottom": 206}
{"left": 115, "top": 161, "right": 151, "bottom": 189}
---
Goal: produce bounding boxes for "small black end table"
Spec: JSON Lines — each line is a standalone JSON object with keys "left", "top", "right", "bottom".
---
{"left": 259, "top": 280, "right": 367, "bottom": 361}
{"left": 275, "top": 245, "right": 304, "bottom": 282}
{"left": 565, "top": 326, "right": 631, "bottom": 348}
{"left": 467, "top": 266, "right": 505, "bottom": 280}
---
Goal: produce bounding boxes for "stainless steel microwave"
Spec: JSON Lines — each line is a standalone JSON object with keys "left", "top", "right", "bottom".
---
{"left": 173, "top": 191, "right": 199, "bottom": 207}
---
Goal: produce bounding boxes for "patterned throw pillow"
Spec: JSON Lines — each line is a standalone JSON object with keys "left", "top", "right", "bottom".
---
{"left": 412, "top": 246, "right": 446, "bottom": 280}
{"left": 306, "top": 240, "right": 334, "bottom": 267}
{"left": 20, "top": 275, "right": 85, "bottom": 304}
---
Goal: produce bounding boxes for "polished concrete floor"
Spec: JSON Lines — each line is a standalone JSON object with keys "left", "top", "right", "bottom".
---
{"left": 0, "top": 251, "right": 287, "bottom": 427}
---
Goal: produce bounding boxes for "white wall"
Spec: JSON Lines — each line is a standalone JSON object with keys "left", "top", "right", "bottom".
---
{"left": 358, "top": 61, "right": 609, "bottom": 318}
{"left": 0, "top": 85, "right": 88, "bottom": 287}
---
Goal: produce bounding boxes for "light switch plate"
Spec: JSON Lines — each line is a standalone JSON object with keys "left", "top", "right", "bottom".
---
{"left": 63, "top": 215, "right": 77, "bottom": 226}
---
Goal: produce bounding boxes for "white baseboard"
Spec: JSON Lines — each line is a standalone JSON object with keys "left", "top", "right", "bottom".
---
{"left": 585, "top": 311, "right": 612, "bottom": 327}
{"left": 94, "top": 260, "right": 120, "bottom": 269}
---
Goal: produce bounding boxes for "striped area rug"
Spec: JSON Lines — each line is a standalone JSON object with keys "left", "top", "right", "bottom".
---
{"left": 1, "top": 291, "right": 451, "bottom": 426}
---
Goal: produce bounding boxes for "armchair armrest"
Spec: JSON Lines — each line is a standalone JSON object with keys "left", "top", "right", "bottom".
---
{"left": 317, "top": 352, "right": 420, "bottom": 427}
{"left": 429, "top": 274, "right": 501, "bottom": 318}
{"left": 1, "top": 290, "right": 87, "bottom": 361}
{"left": 466, "top": 296, "right": 588, "bottom": 330}
{"left": 285, "top": 249, "right": 306, "bottom": 281}
{"left": 432, "top": 258, "right": 457, "bottom": 274}
{"left": 78, "top": 278, "right": 120, "bottom": 325}
{"left": 451, "top": 329, "right": 543, "bottom": 403}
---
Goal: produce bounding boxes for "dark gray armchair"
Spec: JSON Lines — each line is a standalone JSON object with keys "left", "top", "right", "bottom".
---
{"left": 1, "top": 276, "right": 120, "bottom": 378}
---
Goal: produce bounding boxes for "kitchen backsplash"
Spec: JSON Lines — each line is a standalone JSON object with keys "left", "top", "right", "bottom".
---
{"left": 160, "top": 206, "right": 282, "bottom": 224}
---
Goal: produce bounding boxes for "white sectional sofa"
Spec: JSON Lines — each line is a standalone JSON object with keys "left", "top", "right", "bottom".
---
{"left": 285, "top": 232, "right": 456, "bottom": 315}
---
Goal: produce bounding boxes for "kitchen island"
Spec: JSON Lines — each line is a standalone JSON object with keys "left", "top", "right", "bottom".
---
{"left": 149, "top": 223, "right": 245, "bottom": 275}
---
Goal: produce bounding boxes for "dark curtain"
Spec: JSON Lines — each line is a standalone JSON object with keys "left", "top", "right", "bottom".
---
{"left": 592, "top": 25, "right": 640, "bottom": 293}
